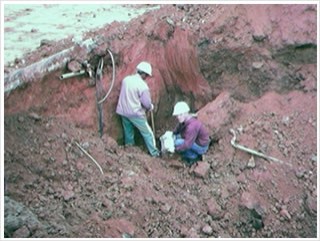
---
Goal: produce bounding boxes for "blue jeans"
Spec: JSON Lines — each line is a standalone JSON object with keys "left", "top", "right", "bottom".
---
{"left": 174, "top": 136, "right": 209, "bottom": 159}
{"left": 121, "top": 116, "right": 159, "bottom": 157}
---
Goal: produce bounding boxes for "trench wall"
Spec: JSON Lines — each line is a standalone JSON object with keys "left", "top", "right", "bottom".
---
{"left": 4, "top": 4, "right": 317, "bottom": 143}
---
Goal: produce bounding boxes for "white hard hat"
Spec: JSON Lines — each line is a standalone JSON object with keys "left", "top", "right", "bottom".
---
{"left": 172, "top": 101, "right": 190, "bottom": 116}
{"left": 137, "top": 61, "right": 152, "bottom": 76}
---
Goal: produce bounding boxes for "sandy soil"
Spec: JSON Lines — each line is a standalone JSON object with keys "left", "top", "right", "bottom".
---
{"left": 3, "top": 3, "right": 159, "bottom": 64}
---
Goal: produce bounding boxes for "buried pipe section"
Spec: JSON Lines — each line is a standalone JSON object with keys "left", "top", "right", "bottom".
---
{"left": 4, "top": 38, "right": 97, "bottom": 94}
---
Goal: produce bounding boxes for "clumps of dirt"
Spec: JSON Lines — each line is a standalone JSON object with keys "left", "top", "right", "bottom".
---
{"left": 4, "top": 88, "right": 317, "bottom": 238}
{"left": 4, "top": 4, "right": 318, "bottom": 239}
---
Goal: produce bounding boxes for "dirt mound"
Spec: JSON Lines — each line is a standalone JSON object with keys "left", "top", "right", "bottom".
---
{"left": 3, "top": 4, "right": 318, "bottom": 238}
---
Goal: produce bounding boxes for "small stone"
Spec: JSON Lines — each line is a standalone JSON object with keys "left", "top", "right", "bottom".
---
{"left": 252, "top": 218, "right": 264, "bottom": 230}
{"left": 81, "top": 142, "right": 90, "bottom": 150}
{"left": 18, "top": 116, "right": 24, "bottom": 122}
{"left": 40, "top": 39, "right": 53, "bottom": 46}
{"left": 193, "top": 162, "right": 210, "bottom": 178}
{"left": 67, "top": 60, "right": 82, "bottom": 72}
{"left": 12, "top": 226, "right": 30, "bottom": 238}
{"left": 202, "top": 225, "right": 213, "bottom": 235}
{"left": 62, "top": 190, "right": 75, "bottom": 201}
{"left": 166, "top": 17, "right": 175, "bottom": 26}
{"left": 311, "top": 154, "right": 317, "bottom": 162}
{"left": 295, "top": 168, "right": 305, "bottom": 179}
{"left": 252, "top": 62, "right": 264, "bottom": 69}
{"left": 247, "top": 156, "right": 255, "bottom": 168}
{"left": 76, "top": 162, "right": 84, "bottom": 171}
{"left": 160, "top": 203, "right": 172, "bottom": 214}
{"left": 206, "top": 198, "right": 223, "bottom": 220}
{"left": 282, "top": 116, "right": 290, "bottom": 126}
{"left": 61, "top": 133, "right": 68, "bottom": 139}
{"left": 29, "top": 112, "right": 41, "bottom": 121}
{"left": 279, "top": 208, "right": 291, "bottom": 220}
{"left": 252, "top": 34, "right": 267, "bottom": 42}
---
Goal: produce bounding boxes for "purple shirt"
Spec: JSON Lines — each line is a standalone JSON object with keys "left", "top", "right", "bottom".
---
{"left": 116, "top": 73, "right": 152, "bottom": 118}
{"left": 173, "top": 117, "right": 210, "bottom": 151}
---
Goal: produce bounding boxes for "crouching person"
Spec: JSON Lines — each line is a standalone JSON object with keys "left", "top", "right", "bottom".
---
{"left": 172, "top": 101, "right": 210, "bottom": 165}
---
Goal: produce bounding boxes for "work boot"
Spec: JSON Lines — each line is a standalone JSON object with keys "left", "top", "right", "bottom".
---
{"left": 182, "top": 156, "right": 199, "bottom": 166}
{"left": 124, "top": 144, "right": 139, "bottom": 153}
{"left": 151, "top": 151, "right": 160, "bottom": 158}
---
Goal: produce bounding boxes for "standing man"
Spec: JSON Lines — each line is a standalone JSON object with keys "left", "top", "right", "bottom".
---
{"left": 172, "top": 101, "right": 210, "bottom": 165}
{"left": 116, "top": 61, "right": 160, "bottom": 157}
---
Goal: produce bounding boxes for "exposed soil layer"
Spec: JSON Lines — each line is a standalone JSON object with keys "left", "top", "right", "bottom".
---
{"left": 3, "top": 4, "right": 318, "bottom": 238}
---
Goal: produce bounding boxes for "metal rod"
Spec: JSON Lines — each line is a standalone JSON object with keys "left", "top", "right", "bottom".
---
{"left": 75, "top": 141, "right": 104, "bottom": 175}
{"left": 60, "top": 70, "right": 86, "bottom": 80}
{"left": 95, "top": 57, "right": 105, "bottom": 137}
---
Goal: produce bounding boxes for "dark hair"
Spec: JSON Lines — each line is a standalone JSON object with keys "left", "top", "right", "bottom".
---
{"left": 137, "top": 70, "right": 148, "bottom": 76}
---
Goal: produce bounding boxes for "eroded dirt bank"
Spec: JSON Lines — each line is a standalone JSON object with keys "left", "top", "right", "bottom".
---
{"left": 4, "top": 4, "right": 318, "bottom": 238}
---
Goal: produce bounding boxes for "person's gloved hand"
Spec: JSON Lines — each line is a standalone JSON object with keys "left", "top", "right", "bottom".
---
{"left": 149, "top": 104, "right": 154, "bottom": 111}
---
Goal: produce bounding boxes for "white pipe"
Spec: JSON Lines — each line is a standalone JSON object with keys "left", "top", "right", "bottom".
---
{"left": 4, "top": 38, "right": 97, "bottom": 93}
{"left": 97, "top": 49, "right": 115, "bottom": 104}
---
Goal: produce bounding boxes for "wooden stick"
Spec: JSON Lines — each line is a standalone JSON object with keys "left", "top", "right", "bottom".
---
{"left": 75, "top": 141, "right": 104, "bottom": 175}
{"left": 150, "top": 110, "right": 156, "bottom": 137}
{"left": 229, "top": 129, "right": 292, "bottom": 167}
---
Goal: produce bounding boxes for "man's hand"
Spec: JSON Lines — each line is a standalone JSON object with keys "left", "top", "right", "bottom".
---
{"left": 149, "top": 103, "right": 154, "bottom": 111}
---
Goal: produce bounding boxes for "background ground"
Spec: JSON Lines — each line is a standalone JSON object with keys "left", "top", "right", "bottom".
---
{"left": 3, "top": 4, "right": 158, "bottom": 65}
